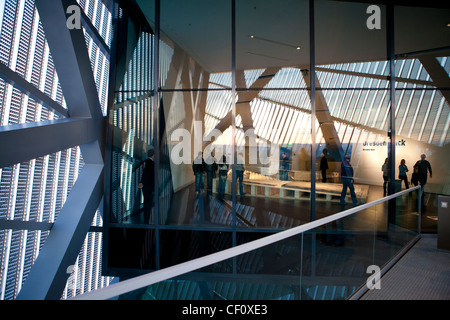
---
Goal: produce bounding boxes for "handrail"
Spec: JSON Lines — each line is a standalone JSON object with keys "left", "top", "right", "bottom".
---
{"left": 71, "top": 186, "right": 421, "bottom": 300}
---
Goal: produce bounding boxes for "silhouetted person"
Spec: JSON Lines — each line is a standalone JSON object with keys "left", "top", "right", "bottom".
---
{"left": 320, "top": 152, "right": 328, "bottom": 183}
{"left": 236, "top": 152, "right": 245, "bottom": 196}
{"left": 218, "top": 155, "right": 229, "bottom": 198}
{"left": 411, "top": 164, "right": 419, "bottom": 187}
{"left": 415, "top": 154, "right": 432, "bottom": 192}
{"left": 398, "top": 159, "right": 409, "bottom": 189}
{"left": 340, "top": 154, "right": 358, "bottom": 206}
{"left": 382, "top": 158, "right": 389, "bottom": 196}
{"left": 280, "top": 152, "right": 289, "bottom": 181}
{"left": 138, "top": 149, "right": 154, "bottom": 223}
{"left": 193, "top": 152, "right": 206, "bottom": 195}
{"left": 205, "top": 152, "right": 218, "bottom": 195}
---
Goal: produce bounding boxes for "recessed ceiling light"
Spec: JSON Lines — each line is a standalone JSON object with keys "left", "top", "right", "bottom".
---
{"left": 296, "top": 46, "right": 301, "bottom": 50}
{"left": 250, "top": 35, "right": 255, "bottom": 38}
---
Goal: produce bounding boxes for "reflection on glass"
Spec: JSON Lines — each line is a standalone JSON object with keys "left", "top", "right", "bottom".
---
{"left": 113, "top": 189, "right": 420, "bottom": 300}
{"left": 110, "top": 26, "right": 153, "bottom": 225}
{"left": 104, "top": 0, "right": 448, "bottom": 279}
{"left": 393, "top": 5, "right": 450, "bottom": 234}
{"left": 315, "top": 1, "right": 389, "bottom": 217}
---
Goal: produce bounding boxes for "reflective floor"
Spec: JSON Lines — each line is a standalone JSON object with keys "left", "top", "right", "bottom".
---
{"left": 119, "top": 180, "right": 438, "bottom": 233}
{"left": 107, "top": 179, "right": 437, "bottom": 276}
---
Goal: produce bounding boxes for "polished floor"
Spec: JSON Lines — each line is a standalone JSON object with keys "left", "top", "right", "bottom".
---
{"left": 160, "top": 180, "right": 438, "bottom": 233}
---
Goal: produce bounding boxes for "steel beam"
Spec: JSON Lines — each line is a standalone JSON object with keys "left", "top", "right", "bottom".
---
{"left": 419, "top": 56, "right": 450, "bottom": 105}
{"left": 303, "top": 71, "right": 345, "bottom": 161}
{"left": 0, "top": 63, "right": 69, "bottom": 117}
{"left": 0, "top": 118, "right": 102, "bottom": 168}
{"left": 13, "top": 0, "right": 106, "bottom": 300}
{"left": 16, "top": 163, "right": 104, "bottom": 300}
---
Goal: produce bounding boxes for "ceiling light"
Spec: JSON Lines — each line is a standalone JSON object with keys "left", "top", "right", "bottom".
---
{"left": 296, "top": 46, "right": 301, "bottom": 50}
{"left": 250, "top": 35, "right": 254, "bottom": 38}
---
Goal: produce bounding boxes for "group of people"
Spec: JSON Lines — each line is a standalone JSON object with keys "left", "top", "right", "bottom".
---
{"left": 193, "top": 152, "right": 245, "bottom": 198}
{"left": 382, "top": 154, "right": 432, "bottom": 195}
{"left": 340, "top": 153, "right": 433, "bottom": 207}
{"left": 138, "top": 148, "right": 433, "bottom": 223}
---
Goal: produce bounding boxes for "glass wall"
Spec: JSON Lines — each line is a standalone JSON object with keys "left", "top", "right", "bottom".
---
{"left": 113, "top": 189, "right": 421, "bottom": 300}
{"left": 316, "top": 1, "right": 389, "bottom": 218}
{"left": 394, "top": 5, "right": 450, "bottom": 233}
{"left": 234, "top": 1, "right": 311, "bottom": 229}
{"left": 104, "top": 0, "right": 449, "bottom": 276}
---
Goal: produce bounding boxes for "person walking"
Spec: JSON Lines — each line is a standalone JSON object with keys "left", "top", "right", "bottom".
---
{"left": 414, "top": 154, "right": 432, "bottom": 191}
{"left": 340, "top": 154, "right": 358, "bottom": 206}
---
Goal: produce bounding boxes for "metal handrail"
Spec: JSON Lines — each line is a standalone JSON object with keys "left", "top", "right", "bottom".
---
{"left": 71, "top": 186, "right": 421, "bottom": 300}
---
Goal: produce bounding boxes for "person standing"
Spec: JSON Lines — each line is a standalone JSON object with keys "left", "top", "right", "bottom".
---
{"left": 340, "top": 154, "right": 358, "bottom": 206}
{"left": 415, "top": 154, "right": 432, "bottom": 191}
{"left": 320, "top": 152, "right": 328, "bottom": 183}
{"left": 279, "top": 152, "right": 289, "bottom": 181}
{"left": 382, "top": 158, "right": 389, "bottom": 196}
{"left": 205, "top": 152, "right": 218, "bottom": 195}
{"left": 138, "top": 149, "right": 155, "bottom": 223}
{"left": 411, "top": 163, "right": 419, "bottom": 187}
{"left": 193, "top": 152, "right": 206, "bottom": 194}
{"left": 398, "top": 159, "right": 409, "bottom": 189}
{"left": 236, "top": 152, "right": 245, "bottom": 196}
{"left": 218, "top": 155, "right": 229, "bottom": 199}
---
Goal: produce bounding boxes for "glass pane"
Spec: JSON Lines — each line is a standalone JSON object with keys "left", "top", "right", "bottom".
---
{"left": 373, "top": 188, "right": 420, "bottom": 269}
{"left": 235, "top": 0, "right": 311, "bottom": 230}
{"left": 394, "top": 5, "right": 450, "bottom": 234}
{"left": 103, "top": 188, "right": 420, "bottom": 300}
{"left": 109, "top": 7, "right": 154, "bottom": 225}
{"left": 315, "top": 1, "right": 388, "bottom": 218}
{"left": 158, "top": 0, "right": 232, "bottom": 228}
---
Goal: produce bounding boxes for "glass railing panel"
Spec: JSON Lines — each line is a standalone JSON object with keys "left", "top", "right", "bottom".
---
{"left": 80, "top": 188, "right": 421, "bottom": 300}
{"left": 300, "top": 212, "right": 378, "bottom": 300}
{"left": 372, "top": 188, "right": 420, "bottom": 270}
